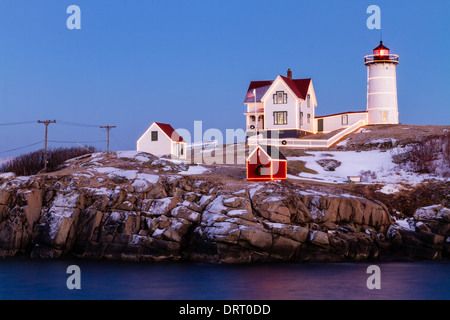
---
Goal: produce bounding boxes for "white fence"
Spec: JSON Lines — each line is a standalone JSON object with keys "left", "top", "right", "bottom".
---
{"left": 248, "top": 119, "right": 366, "bottom": 148}
{"left": 187, "top": 140, "right": 218, "bottom": 150}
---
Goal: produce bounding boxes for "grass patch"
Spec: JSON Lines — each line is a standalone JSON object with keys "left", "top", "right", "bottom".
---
{"left": 287, "top": 160, "right": 318, "bottom": 175}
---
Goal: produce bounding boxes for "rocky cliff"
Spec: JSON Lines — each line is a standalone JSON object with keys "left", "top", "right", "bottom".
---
{"left": 0, "top": 151, "right": 448, "bottom": 263}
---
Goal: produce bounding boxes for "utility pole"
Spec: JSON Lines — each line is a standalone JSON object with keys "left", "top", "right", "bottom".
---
{"left": 37, "top": 120, "right": 56, "bottom": 172}
{"left": 100, "top": 125, "right": 116, "bottom": 154}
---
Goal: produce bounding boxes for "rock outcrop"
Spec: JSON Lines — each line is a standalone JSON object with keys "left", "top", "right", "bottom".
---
{"left": 0, "top": 152, "right": 448, "bottom": 263}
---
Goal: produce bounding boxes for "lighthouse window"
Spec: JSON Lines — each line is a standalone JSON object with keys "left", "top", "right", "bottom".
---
{"left": 273, "top": 111, "right": 287, "bottom": 125}
{"left": 382, "top": 112, "right": 388, "bottom": 121}
{"left": 341, "top": 115, "right": 348, "bottom": 125}
{"left": 273, "top": 91, "right": 287, "bottom": 104}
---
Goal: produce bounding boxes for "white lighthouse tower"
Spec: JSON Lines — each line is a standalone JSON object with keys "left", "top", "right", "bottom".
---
{"left": 365, "top": 41, "right": 399, "bottom": 124}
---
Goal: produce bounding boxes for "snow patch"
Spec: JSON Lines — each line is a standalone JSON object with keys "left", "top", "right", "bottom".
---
{"left": 0, "top": 172, "right": 16, "bottom": 179}
{"left": 378, "top": 184, "right": 400, "bottom": 194}
{"left": 179, "top": 165, "right": 210, "bottom": 175}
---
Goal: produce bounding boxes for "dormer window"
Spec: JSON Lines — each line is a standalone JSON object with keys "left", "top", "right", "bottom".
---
{"left": 273, "top": 91, "right": 287, "bottom": 104}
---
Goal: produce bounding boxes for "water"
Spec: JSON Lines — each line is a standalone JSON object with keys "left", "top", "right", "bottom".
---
{"left": 0, "top": 257, "right": 448, "bottom": 300}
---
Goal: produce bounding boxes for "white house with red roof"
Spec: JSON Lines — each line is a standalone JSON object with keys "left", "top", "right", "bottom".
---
{"left": 245, "top": 69, "right": 318, "bottom": 139}
{"left": 137, "top": 122, "right": 187, "bottom": 159}
{"left": 244, "top": 41, "right": 399, "bottom": 146}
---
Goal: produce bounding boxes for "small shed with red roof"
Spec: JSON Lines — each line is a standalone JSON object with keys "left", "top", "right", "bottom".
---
{"left": 137, "top": 122, "right": 187, "bottom": 159}
{"left": 246, "top": 145, "right": 287, "bottom": 181}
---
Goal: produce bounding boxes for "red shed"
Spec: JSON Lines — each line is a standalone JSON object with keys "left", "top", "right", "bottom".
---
{"left": 246, "top": 145, "right": 287, "bottom": 181}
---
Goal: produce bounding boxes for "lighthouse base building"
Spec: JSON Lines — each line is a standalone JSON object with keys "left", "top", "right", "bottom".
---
{"left": 244, "top": 42, "right": 399, "bottom": 144}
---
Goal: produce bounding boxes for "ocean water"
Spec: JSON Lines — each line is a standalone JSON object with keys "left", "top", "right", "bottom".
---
{"left": 0, "top": 257, "right": 448, "bottom": 300}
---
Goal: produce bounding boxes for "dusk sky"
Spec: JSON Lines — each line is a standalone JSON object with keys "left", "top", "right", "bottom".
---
{"left": 0, "top": 0, "right": 449, "bottom": 157}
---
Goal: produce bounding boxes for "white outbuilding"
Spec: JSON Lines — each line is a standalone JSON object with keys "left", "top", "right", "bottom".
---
{"left": 137, "top": 122, "right": 187, "bottom": 159}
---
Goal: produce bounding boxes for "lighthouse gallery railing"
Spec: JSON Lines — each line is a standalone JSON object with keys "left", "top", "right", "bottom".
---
{"left": 364, "top": 54, "right": 399, "bottom": 65}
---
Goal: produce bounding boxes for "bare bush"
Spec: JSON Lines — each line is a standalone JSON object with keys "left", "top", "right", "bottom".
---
{"left": 392, "top": 132, "right": 449, "bottom": 177}
{"left": 0, "top": 146, "right": 97, "bottom": 176}
{"left": 360, "top": 170, "right": 377, "bottom": 182}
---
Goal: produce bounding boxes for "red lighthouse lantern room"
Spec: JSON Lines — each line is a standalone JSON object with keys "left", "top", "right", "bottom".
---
{"left": 373, "top": 41, "right": 389, "bottom": 60}
{"left": 365, "top": 41, "right": 399, "bottom": 65}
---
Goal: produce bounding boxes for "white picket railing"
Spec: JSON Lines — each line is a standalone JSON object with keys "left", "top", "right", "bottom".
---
{"left": 187, "top": 140, "right": 218, "bottom": 150}
{"left": 248, "top": 119, "right": 366, "bottom": 148}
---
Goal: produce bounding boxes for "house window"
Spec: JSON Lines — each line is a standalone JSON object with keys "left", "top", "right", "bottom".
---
{"left": 307, "top": 114, "right": 311, "bottom": 124}
{"left": 273, "top": 91, "right": 287, "bottom": 104}
{"left": 273, "top": 111, "right": 287, "bottom": 125}
{"left": 307, "top": 94, "right": 311, "bottom": 108}
{"left": 300, "top": 112, "right": 303, "bottom": 125}
{"left": 151, "top": 131, "right": 158, "bottom": 141}
{"left": 341, "top": 115, "right": 348, "bottom": 125}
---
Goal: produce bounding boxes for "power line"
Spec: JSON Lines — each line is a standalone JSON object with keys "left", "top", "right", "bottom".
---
{"left": 111, "top": 131, "right": 133, "bottom": 150}
{"left": 0, "top": 121, "right": 36, "bottom": 126}
{"left": 55, "top": 120, "right": 101, "bottom": 128}
{"left": 48, "top": 140, "right": 107, "bottom": 144}
{"left": 0, "top": 141, "right": 44, "bottom": 154}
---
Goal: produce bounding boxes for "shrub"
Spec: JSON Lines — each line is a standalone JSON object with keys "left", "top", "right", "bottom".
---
{"left": 360, "top": 170, "right": 377, "bottom": 182}
{"left": 392, "top": 132, "right": 449, "bottom": 177}
{"left": 0, "top": 146, "right": 97, "bottom": 176}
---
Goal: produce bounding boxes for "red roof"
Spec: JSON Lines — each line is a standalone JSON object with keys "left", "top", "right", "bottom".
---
{"left": 244, "top": 77, "right": 311, "bottom": 103}
{"left": 154, "top": 122, "right": 185, "bottom": 142}
{"left": 244, "top": 81, "right": 273, "bottom": 103}
{"left": 280, "top": 76, "right": 311, "bottom": 100}
{"left": 374, "top": 41, "right": 389, "bottom": 51}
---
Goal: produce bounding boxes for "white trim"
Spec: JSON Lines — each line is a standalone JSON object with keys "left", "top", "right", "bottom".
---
{"left": 137, "top": 122, "right": 158, "bottom": 146}
{"left": 368, "top": 76, "right": 396, "bottom": 80}
{"left": 367, "top": 107, "right": 398, "bottom": 110}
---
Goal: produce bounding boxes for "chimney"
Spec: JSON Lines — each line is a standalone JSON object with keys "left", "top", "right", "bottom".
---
{"left": 287, "top": 68, "right": 292, "bottom": 79}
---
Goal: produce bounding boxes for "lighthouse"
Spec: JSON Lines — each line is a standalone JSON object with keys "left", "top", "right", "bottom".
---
{"left": 365, "top": 41, "right": 399, "bottom": 124}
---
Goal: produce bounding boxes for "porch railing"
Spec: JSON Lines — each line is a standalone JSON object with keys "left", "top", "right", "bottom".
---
{"left": 248, "top": 119, "right": 367, "bottom": 148}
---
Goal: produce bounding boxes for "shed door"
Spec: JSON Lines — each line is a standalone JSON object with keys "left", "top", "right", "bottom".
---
{"left": 318, "top": 119, "right": 324, "bottom": 133}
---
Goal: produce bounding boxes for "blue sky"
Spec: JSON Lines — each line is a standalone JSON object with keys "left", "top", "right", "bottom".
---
{"left": 0, "top": 0, "right": 449, "bottom": 157}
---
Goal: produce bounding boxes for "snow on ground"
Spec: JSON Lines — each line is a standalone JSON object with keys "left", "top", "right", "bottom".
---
{"left": 116, "top": 150, "right": 155, "bottom": 163}
{"left": 287, "top": 148, "right": 445, "bottom": 189}
{"left": 0, "top": 172, "right": 16, "bottom": 179}
{"left": 378, "top": 184, "right": 401, "bottom": 194}
{"left": 90, "top": 167, "right": 138, "bottom": 180}
{"left": 179, "top": 165, "right": 210, "bottom": 175}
